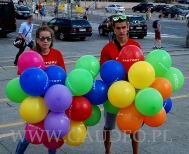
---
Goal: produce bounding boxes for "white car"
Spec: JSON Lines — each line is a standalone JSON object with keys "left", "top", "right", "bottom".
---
{"left": 105, "top": 4, "right": 125, "bottom": 13}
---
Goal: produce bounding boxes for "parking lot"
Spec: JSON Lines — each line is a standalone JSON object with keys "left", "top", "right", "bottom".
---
{"left": 0, "top": 3, "right": 189, "bottom": 154}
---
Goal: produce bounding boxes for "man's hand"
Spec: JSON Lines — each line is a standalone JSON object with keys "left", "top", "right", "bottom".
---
{"left": 25, "top": 38, "right": 30, "bottom": 42}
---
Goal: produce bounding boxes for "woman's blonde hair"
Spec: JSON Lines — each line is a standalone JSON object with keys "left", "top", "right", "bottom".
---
{"left": 34, "top": 26, "right": 55, "bottom": 53}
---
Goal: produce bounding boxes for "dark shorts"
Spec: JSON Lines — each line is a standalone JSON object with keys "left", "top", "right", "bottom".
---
{"left": 154, "top": 30, "right": 161, "bottom": 40}
{"left": 104, "top": 110, "right": 116, "bottom": 130}
{"left": 27, "top": 41, "right": 34, "bottom": 48}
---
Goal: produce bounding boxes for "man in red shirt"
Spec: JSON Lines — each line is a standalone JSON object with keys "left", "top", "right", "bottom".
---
{"left": 100, "top": 15, "right": 141, "bottom": 154}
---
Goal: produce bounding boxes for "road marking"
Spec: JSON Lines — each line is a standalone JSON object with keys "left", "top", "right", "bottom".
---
{"left": 184, "top": 76, "right": 189, "bottom": 78}
{"left": 8, "top": 33, "right": 18, "bottom": 37}
{"left": 0, "top": 98, "right": 9, "bottom": 103}
{"left": 33, "top": 23, "right": 40, "bottom": 26}
{"left": 0, "top": 122, "right": 25, "bottom": 128}
{"left": 0, "top": 132, "right": 18, "bottom": 139}
{"left": 171, "top": 94, "right": 189, "bottom": 100}
{"left": 164, "top": 26, "right": 179, "bottom": 29}
{"left": 147, "top": 32, "right": 184, "bottom": 39}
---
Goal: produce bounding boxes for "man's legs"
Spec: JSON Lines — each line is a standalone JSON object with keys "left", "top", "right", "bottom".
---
{"left": 103, "top": 127, "right": 112, "bottom": 154}
{"left": 103, "top": 110, "right": 116, "bottom": 154}
{"left": 158, "top": 39, "right": 161, "bottom": 48}
{"left": 14, "top": 41, "right": 26, "bottom": 65}
{"left": 157, "top": 31, "right": 162, "bottom": 48}
{"left": 130, "top": 132, "right": 139, "bottom": 154}
{"left": 154, "top": 39, "right": 157, "bottom": 47}
{"left": 153, "top": 30, "right": 157, "bottom": 48}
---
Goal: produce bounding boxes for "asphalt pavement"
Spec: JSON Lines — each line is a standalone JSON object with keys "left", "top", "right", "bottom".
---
{"left": 0, "top": 7, "right": 189, "bottom": 154}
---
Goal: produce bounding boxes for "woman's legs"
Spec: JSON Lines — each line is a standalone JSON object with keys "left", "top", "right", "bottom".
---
{"left": 48, "top": 149, "right": 57, "bottom": 154}
{"left": 15, "top": 136, "right": 57, "bottom": 154}
{"left": 35, "top": 14, "right": 38, "bottom": 20}
{"left": 15, "top": 136, "right": 30, "bottom": 154}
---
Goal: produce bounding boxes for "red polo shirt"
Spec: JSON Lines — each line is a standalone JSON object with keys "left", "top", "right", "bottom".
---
{"left": 100, "top": 38, "right": 141, "bottom": 66}
{"left": 17, "top": 48, "right": 66, "bottom": 75}
{"left": 42, "top": 48, "right": 66, "bottom": 71}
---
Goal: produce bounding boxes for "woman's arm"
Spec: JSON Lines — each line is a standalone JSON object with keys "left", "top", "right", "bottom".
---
{"left": 57, "top": 51, "right": 67, "bottom": 72}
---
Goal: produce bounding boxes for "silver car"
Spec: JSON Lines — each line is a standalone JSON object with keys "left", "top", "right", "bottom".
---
{"left": 105, "top": 4, "right": 125, "bottom": 13}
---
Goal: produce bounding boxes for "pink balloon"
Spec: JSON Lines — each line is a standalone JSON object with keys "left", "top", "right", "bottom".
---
{"left": 18, "top": 50, "right": 45, "bottom": 73}
{"left": 25, "top": 120, "right": 48, "bottom": 144}
{"left": 43, "top": 138, "right": 64, "bottom": 150}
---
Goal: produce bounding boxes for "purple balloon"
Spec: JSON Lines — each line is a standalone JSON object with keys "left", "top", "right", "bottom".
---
{"left": 44, "top": 112, "right": 70, "bottom": 139}
{"left": 44, "top": 84, "right": 72, "bottom": 112}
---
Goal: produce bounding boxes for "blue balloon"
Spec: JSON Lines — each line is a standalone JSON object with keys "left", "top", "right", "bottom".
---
{"left": 84, "top": 80, "right": 108, "bottom": 105}
{"left": 100, "top": 60, "right": 126, "bottom": 85}
{"left": 163, "top": 98, "right": 172, "bottom": 114}
{"left": 20, "top": 68, "right": 49, "bottom": 96}
{"left": 44, "top": 66, "right": 67, "bottom": 87}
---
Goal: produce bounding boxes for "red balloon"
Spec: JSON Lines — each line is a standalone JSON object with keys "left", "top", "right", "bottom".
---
{"left": 65, "top": 96, "right": 92, "bottom": 121}
{"left": 43, "top": 138, "right": 64, "bottom": 150}
{"left": 25, "top": 120, "right": 48, "bottom": 144}
{"left": 118, "top": 45, "right": 144, "bottom": 73}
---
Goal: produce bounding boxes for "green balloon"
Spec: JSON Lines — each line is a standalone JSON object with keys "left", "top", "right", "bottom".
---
{"left": 65, "top": 68, "right": 93, "bottom": 96}
{"left": 5, "top": 77, "right": 29, "bottom": 103}
{"left": 145, "top": 50, "right": 172, "bottom": 77}
{"left": 74, "top": 55, "right": 100, "bottom": 78}
{"left": 135, "top": 88, "right": 163, "bottom": 116}
{"left": 162, "top": 67, "right": 184, "bottom": 93}
{"left": 83, "top": 105, "right": 101, "bottom": 126}
{"left": 103, "top": 100, "right": 120, "bottom": 114}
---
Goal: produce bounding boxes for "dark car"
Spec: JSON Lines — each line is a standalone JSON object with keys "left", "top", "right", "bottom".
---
{"left": 98, "top": 15, "right": 147, "bottom": 39}
{"left": 163, "top": 6, "right": 185, "bottom": 18}
{"left": 0, "top": 0, "right": 16, "bottom": 36}
{"left": 174, "top": 5, "right": 189, "bottom": 10}
{"left": 128, "top": 15, "right": 147, "bottom": 39}
{"left": 48, "top": 18, "right": 92, "bottom": 40}
{"left": 15, "top": 5, "right": 32, "bottom": 19}
{"left": 155, "top": 4, "right": 169, "bottom": 12}
{"left": 132, "top": 3, "right": 155, "bottom": 13}
{"left": 178, "top": 0, "right": 189, "bottom": 4}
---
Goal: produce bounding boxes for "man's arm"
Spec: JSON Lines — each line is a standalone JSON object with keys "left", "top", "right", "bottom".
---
{"left": 100, "top": 47, "right": 111, "bottom": 66}
{"left": 157, "top": 24, "right": 160, "bottom": 31}
{"left": 18, "top": 24, "right": 29, "bottom": 42}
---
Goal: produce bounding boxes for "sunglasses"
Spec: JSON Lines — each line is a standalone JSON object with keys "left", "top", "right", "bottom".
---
{"left": 38, "top": 36, "right": 52, "bottom": 42}
{"left": 112, "top": 15, "right": 127, "bottom": 21}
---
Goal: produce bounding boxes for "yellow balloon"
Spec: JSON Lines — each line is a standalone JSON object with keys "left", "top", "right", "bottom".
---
{"left": 108, "top": 81, "right": 135, "bottom": 108}
{"left": 19, "top": 96, "right": 48, "bottom": 123}
{"left": 128, "top": 61, "right": 155, "bottom": 89}
{"left": 63, "top": 120, "right": 87, "bottom": 146}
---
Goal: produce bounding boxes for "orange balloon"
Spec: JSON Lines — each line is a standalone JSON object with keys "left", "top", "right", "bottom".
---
{"left": 143, "top": 107, "right": 166, "bottom": 127}
{"left": 116, "top": 103, "right": 143, "bottom": 134}
{"left": 150, "top": 77, "right": 172, "bottom": 100}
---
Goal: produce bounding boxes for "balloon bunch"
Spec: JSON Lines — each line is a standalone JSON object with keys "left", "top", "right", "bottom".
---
{"left": 102, "top": 46, "right": 184, "bottom": 134}
{"left": 6, "top": 51, "right": 104, "bottom": 149}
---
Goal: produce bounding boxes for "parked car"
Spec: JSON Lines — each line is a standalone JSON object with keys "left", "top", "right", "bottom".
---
{"left": 154, "top": 4, "right": 169, "bottom": 12}
{"left": 48, "top": 18, "right": 92, "bottom": 41}
{"left": 178, "top": 0, "right": 189, "bottom": 4}
{"left": 105, "top": 4, "right": 125, "bottom": 13}
{"left": 132, "top": 2, "right": 155, "bottom": 13}
{"left": 15, "top": 5, "right": 32, "bottom": 19}
{"left": 163, "top": 6, "right": 185, "bottom": 18}
{"left": 98, "top": 15, "right": 147, "bottom": 39}
{"left": 0, "top": 0, "right": 16, "bottom": 36}
{"left": 174, "top": 5, "right": 189, "bottom": 14}
{"left": 174, "top": 5, "right": 189, "bottom": 10}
